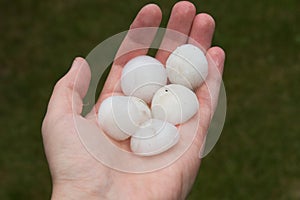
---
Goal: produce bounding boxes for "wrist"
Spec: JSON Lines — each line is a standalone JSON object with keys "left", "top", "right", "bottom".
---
{"left": 51, "top": 181, "right": 103, "bottom": 200}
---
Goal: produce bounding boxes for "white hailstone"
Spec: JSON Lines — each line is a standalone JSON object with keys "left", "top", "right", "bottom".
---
{"left": 121, "top": 55, "right": 167, "bottom": 103}
{"left": 166, "top": 44, "right": 208, "bottom": 90}
{"left": 98, "top": 96, "right": 151, "bottom": 141}
{"left": 151, "top": 84, "right": 199, "bottom": 125}
{"left": 130, "top": 119, "right": 179, "bottom": 156}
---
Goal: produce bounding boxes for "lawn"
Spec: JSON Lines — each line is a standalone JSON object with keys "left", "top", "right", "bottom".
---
{"left": 0, "top": 0, "right": 299, "bottom": 199}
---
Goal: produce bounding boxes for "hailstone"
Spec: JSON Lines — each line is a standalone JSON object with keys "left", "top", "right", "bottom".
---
{"left": 166, "top": 44, "right": 208, "bottom": 90}
{"left": 121, "top": 55, "right": 167, "bottom": 103}
{"left": 151, "top": 84, "right": 199, "bottom": 125}
{"left": 130, "top": 119, "right": 179, "bottom": 156}
{"left": 98, "top": 96, "right": 151, "bottom": 141}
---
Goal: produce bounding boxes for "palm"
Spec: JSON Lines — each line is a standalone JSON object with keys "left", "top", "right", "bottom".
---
{"left": 44, "top": 114, "right": 201, "bottom": 199}
{"left": 42, "top": 2, "right": 225, "bottom": 199}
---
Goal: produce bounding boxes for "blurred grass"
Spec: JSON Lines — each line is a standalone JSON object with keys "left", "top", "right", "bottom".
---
{"left": 0, "top": 0, "right": 299, "bottom": 199}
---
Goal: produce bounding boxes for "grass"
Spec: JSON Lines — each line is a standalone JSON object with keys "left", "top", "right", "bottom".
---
{"left": 0, "top": 0, "right": 299, "bottom": 199}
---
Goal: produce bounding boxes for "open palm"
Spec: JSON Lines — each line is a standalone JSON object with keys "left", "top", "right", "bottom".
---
{"left": 42, "top": 2, "right": 225, "bottom": 199}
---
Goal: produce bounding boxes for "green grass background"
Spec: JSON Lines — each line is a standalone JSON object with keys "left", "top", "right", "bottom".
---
{"left": 0, "top": 0, "right": 299, "bottom": 199}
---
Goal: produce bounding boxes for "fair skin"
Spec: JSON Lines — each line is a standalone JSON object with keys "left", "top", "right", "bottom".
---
{"left": 42, "top": 1, "right": 225, "bottom": 200}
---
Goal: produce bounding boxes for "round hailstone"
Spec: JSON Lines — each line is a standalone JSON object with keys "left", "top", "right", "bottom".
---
{"left": 98, "top": 96, "right": 151, "bottom": 141}
{"left": 151, "top": 84, "right": 199, "bottom": 125}
{"left": 166, "top": 44, "right": 208, "bottom": 90}
{"left": 121, "top": 55, "right": 167, "bottom": 103}
{"left": 130, "top": 119, "right": 179, "bottom": 156}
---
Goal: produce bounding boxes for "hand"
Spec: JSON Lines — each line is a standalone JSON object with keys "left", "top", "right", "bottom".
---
{"left": 42, "top": 1, "right": 225, "bottom": 199}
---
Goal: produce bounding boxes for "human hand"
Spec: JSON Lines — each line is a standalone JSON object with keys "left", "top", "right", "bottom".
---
{"left": 42, "top": 1, "right": 225, "bottom": 199}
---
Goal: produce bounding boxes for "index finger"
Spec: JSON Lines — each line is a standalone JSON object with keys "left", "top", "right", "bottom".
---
{"left": 97, "top": 4, "right": 162, "bottom": 107}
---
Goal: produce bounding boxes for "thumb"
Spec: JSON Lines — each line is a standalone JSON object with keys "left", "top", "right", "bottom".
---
{"left": 46, "top": 57, "right": 91, "bottom": 117}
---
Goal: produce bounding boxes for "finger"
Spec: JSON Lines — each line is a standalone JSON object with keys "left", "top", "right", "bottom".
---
{"left": 99, "top": 4, "right": 162, "bottom": 101}
{"left": 180, "top": 47, "right": 225, "bottom": 160}
{"left": 188, "top": 13, "right": 215, "bottom": 52}
{"left": 196, "top": 47, "right": 225, "bottom": 133}
{"left": 155, "top": 1, "right": 196, "bottom": 64}
{"left": 46, "top": 57, "right": 91, "bottom": 117}
{"left": 115, "top": 4, "right": 162, "bottom": 66}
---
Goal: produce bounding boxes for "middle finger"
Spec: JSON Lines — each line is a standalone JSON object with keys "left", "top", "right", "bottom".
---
{"left": 155, "top": 1, "right": 196, "bottom": 64}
